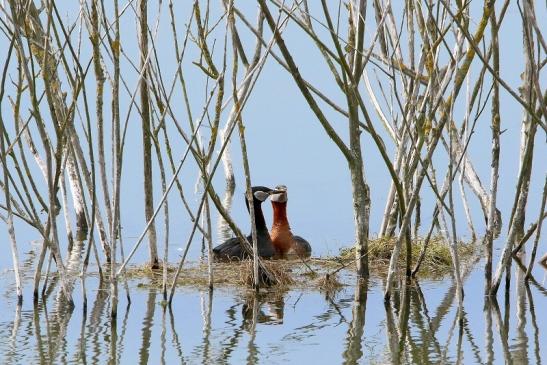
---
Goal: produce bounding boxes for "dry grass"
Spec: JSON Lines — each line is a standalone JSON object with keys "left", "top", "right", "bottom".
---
{"left": 124, "top": 259, "right": 343, "bottom": 291}
{"left": 123, "top": 236, "right": 477, "bottom": 291}
{"left": 338, "top": 235, "right": 476, "bottom": 275}
{"left": 238, "top": 260, "right": 295, "bottom": 287}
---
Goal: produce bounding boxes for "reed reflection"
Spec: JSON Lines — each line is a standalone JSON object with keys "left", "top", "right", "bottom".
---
{"left": 455, "top": 310, "right": 464, "bottom": 365}
{"left": 484, "top": 298, "right": 495, "bottom": 365}
{"left": 383, "top": 279, "right": 412, "bottom": 365}
{"left": 384, "top": 290, "right": 401, "bottom": 365}
{"left": 168, "top": 306, "right": 186, "bottom": 364}
{"left": 342, "top": 279, "right": 368, "bottom": 365}
{"left": 41, "top": 292, "right": 74, "bottom": 363}
{"left": 491, "top": 297, "right": 512, "bottom": 363}
{"left": 397, "top": 281, "right": 411, "bottom": 360}
{"left": 160, "top": 307, "right": 166, "bottom": 365}
{"left": 139, "top": 289, "right": 157, "bottom": 365}
{"left": 460, "top": 310, "right": 482, "bottom": 364}
{"left": 514, "top": 258, "right": 529, "bottom": 364}
{"left": 200, "top": 290, "right": 213, "bottom": 365}
{"left": 116, "top": 301, "right": 131, "bottom": 365}
{"left": 32, "top": 301, "right": 47, "bottom": 364}
{"left": 382, "top": 277, "right": 473, "bottom": 364}
{"left": 525, "top": 283, "right": 541, "bottom": 365}
{"left": 108, "top": 314, "right": 119, "bottom": 365}
{"left": 243, "top": 293, "right": 259, "bottom": 365}
{"left": 74, "top": 302, "right": 87, "bottom": 364}
{"left": 411, "top": 281, "right": 443, "bottom": 363}
{"left": 217, "top": 290, "right": 287, "bottom": 364}
{"left": 87, "top": 281, "right": 108, "bottom": 364}
{"left": 218, "top": 302, "right": 245, "bottom": 363}
{"left": 4, "top": 301, "right": 21, "bottom": 365}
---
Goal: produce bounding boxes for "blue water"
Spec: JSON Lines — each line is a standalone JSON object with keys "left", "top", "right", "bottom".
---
{"left": 1, "top": 248, "right": 546, "bottom": 364}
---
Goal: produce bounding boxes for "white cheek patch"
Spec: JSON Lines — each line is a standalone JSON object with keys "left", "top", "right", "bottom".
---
{"left": 253, "top": 191, "right": 269, "bottom": 202}
{"left": 271, "top": 192, "right": 288, "bottom": 203}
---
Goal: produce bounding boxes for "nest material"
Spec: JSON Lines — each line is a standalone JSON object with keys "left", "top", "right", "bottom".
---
{"left": 239, "top": 260, "right": 295, "bottom": 287}
{"left": 338, "top": 235, "right": 476, "bottom": 275}
{"left": 124, "top": 236, "right": 477, "bottom": 290}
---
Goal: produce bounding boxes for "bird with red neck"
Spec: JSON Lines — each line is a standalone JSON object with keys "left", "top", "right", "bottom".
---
{"left": 270, "top": 185, "right": 311, "bottom": 258}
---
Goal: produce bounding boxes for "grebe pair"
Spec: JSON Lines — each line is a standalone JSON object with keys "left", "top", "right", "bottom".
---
{"left": 213, "top": 186, "right": 311, "bottom": 260}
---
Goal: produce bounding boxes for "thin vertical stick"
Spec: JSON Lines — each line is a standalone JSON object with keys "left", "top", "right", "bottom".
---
{"left": 138, "top": 0, "right": 159, "bottom": 269}
{"left": 484, "top": 7, "right": 500, "bottom": 293}
{"left": 228, "top": 0, "right": 259, "bottom": 289}
{"left": 0, "top": 34, "right": 22, "bottom": 305}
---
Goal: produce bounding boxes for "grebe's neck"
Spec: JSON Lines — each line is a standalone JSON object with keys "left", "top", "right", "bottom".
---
{"left": 272, "top": 201, "right": 289, "bottom": 226}
{"left": 253, "top": 201, "right": 268, "bottom": 232}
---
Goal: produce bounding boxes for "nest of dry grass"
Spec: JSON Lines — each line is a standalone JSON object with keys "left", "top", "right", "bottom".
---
{"left": 338, "top": 235, "right": 476, "bottom": 275}
{"left": 124, "top": 258, "right": 345, "bottom": 292}
{"left": 123, "top": 236, "right": 477, "bottom": 291}
{"left": 238, "top": 260, "right": 295, "bottom": 287}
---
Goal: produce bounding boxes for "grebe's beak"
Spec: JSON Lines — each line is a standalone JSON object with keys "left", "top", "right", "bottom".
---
{"left": 270, "top": 185, "right": 287, "bottom": 195}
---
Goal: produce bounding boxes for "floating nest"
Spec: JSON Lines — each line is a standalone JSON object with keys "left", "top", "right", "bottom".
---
{"left": 123, "top": 236, "right": 477, "bottom": 291}
{"left": 124, "top": 259, "right": 322, "bottom": 290}
{"left": 338, "top": 235, "right": 477, "bottom": 276}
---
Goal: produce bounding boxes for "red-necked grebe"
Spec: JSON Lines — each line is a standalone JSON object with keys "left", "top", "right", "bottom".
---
{"left": 270, "top": 185, "right": 311, "bottom": 258}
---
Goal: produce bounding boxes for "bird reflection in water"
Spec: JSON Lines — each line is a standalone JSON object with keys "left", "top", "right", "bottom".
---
{"left": 241, "top": 290, "right": 286, "bottom": 329}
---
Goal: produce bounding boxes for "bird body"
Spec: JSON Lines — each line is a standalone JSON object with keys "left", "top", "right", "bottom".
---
{"left": 213, "top": 186, "right": 275, "bottom": 260}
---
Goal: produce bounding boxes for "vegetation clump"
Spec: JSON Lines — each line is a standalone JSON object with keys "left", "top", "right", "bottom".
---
{"left": 338, "top": 235, "right": 476, "bottom": 275}
{"left": 124, "top": 236, "right": 477, "bottom": 291}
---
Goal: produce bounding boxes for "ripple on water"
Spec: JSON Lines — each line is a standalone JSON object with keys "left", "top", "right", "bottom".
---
{"left": 0, "top": 262, "right": 547, "bottom": 364}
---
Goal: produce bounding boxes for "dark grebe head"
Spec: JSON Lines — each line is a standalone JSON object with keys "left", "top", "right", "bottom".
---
{"left": 244, "top": 186, "right": 274, "bottom": 211}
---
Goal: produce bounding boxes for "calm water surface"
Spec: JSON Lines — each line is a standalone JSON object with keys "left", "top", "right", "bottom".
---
{"left": 1, "top": 249, "right": 546, "bottom": 364}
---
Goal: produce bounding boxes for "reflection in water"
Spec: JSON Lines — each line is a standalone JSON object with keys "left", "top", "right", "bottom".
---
{"left": 5, "top": 303, "right": 21, "bottom": 365}
{"left": 242, "top": 290, "right": 285, "bottom": 327}
{"left": 484, "top": 298, "right": 494, "bottom": 365}
{"left": 460, "top": 310, "right": 482, "bottom": 364}
{"left": 88, "top": 282, "right": 108, "bottom": 363}
{"left": 412, "top": 281, "right": 444, "bottom": 363}
{"left": 342, "top": 279, "right": 367, "bottom": 365}
{"left": 384, "top": 298, "right": 400, "bottom": 365}
{"left": 168, "top": 306, "right": 185, "bottom": 364}
{"left": 200, "top": 290, "right": 213, "bottom": 365}
{"left": 218, "top": 302, "right": 244, "bottom": 363}
{"left": 243, "top": 294, "right": 259, "bottom": 365}
{"left": 75, "top": 300, "right": 87, "bottom": 365}
{"left": 139, "top": 289, "right": 157, "bottom": 365}
{"left": 526, "top": 283, "right": 541, "bottom": 365}
{"left": 242, "top": 291, "right": 287, "bottom": 364}
{"left": 32, "top": 301, "right": 46, "bottom": 363}
{"left": 491, "top": 296, "right": 512, "bottom": 364}
{"left": 514, "top": 258, "right": 529, "bottom": 363}
{"left": 1, "top": 264, "right": 547, "bottom": 363}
